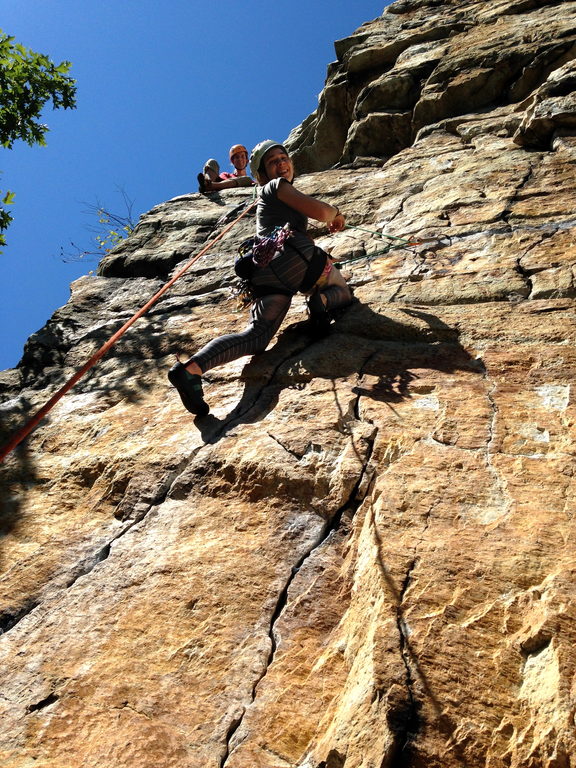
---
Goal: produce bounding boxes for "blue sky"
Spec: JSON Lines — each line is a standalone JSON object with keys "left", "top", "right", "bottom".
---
{"left": 0, "top": 0, "right": 387, "bottom": 372}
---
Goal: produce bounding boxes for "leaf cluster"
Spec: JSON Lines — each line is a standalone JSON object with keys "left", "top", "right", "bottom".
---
{"left": 0, "top": 187, "right": 14, "bottom": 246}
{"left": 0, "top": 29, "right": 77, "bottom": 248}
{"left": 0, "top": 29, "right": 76, "bottom": 149}
{"left": 95, "top": 209, "right": 134, "bottom": 253}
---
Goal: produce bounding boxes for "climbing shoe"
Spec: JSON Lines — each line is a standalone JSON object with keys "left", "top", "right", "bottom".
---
{"left": 306, "top": 293, "right": 332, "bottom": 339}
{"left": 308, "top": 312, "right": 331, "bottom": 338}
{"left": 168, "top": 362, "right": 210, "bottom": 417}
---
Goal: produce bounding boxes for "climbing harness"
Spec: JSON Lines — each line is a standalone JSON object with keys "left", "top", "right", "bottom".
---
{"left": 0, "top": 198, "right": 257, "bottom": 463}
{"left": 233, "top": 227, "right": 285, "bottom": 302}
{"left": 252, "top": 224, "right": 293, "bottom": 267}
{"left": 234, "top": 223, "right": 294, "bottom": 278}
{"left": 233, "top": 223, "right": 326, "bottom": 306}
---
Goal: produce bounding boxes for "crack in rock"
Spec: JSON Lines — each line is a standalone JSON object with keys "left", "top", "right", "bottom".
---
{"left": 221, "top": 424, "right": 378, "bottom": 766}
{"left": 25, "top": 692, "right": 59, "bottom": 714}
{"left": 0, "top": 599, "right": 40, "bottom": 635}
{"left": 485, "top": 374, "right": 513, "bottom": 522}
{"left": 391, "top": 498, "right": 436, "bottom": 766}
{"left": 267, "top": 432, "right": 306, "bottom": 461}
{"left": 515, "top": 256, "right": 534, "bottom": 299}
{"left": 393, "top": 556, "right": 422, "bottom": 766}
{"left": 370, "top": 480, "right": 436, "bottom": 767}
{"left": 501, "top": 164, "right": 536, "bottom": 226}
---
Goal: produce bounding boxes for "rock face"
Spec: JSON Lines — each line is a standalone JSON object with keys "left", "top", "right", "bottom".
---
{"left": 1, "top": 1, "right": 576, "bottom": 767}
{"left": 286, "top": 0, "right": 576, "bottom": 173}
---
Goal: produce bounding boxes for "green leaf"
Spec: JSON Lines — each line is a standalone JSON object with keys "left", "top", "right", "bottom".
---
{"left": 0, "top": 28, "right": 77, "bottom": 246}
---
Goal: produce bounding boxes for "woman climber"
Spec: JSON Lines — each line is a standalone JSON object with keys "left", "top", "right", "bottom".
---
{"left": 168, "top": 139, "right": 353, "bottom": 416}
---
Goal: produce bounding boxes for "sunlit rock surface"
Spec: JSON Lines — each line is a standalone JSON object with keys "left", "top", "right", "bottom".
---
{"left": 1, "top": 1, "right": 576, "bottom": 766}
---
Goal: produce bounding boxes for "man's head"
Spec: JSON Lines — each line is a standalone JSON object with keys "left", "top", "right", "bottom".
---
{"left": 229, "top": 144, "right": 249, "bottom": 173}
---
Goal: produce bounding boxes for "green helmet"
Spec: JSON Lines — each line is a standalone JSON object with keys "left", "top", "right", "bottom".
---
{"left": 249, "top": 140, "right": 286, "bottom": 180}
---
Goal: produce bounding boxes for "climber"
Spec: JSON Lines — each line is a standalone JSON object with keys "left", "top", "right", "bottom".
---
{"left": 169, "top": 139, "right": 353, "bottom": 417}
{"left": 197, "top": 144, "right": 255, "bottom": 193}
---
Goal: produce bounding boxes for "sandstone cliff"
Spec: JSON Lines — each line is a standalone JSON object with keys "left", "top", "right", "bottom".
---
{"left": 1, "top": 1, "right": 575, "bottom": 766}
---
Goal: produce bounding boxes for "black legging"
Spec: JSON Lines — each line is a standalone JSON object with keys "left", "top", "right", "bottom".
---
{"left": 190, "top": 293, "right": 292, "bottom": 373}
{"left": 189, "top": 274, "right": 352, "bottom": 374}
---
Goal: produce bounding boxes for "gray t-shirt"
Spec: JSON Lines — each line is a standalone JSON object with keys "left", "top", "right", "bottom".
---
{"left": 251, "top": 178, "right": 325, "bottom": 295}
{"left": 256, "top": 178, "right": 308, "bottom": 238}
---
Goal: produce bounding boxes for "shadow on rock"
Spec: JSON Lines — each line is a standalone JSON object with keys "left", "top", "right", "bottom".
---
{"left": 195, "top": 300, "right": 483, "bottom": 444}
{"left": 0, "top": 312, "right": 175, "bottom": 550}
{"left": 0, "top": 394, "right": 40, "bottom": 580}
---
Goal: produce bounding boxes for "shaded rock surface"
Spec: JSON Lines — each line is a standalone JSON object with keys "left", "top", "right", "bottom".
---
{"left": 1, "top": 1, "right": 576, "bottom": 767}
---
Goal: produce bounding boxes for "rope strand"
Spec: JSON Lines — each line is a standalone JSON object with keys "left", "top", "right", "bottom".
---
{"left": 336, "top": 224, "right": 421, "bottom": 265}
{"left": 0, "top": 199, "right": 257, "bottom": 462}
{"left": 344, "top": 224, "right": 417, "bottom": 244}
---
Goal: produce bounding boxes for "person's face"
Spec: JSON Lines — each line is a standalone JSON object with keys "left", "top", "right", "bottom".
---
{"left": 231, "top": 150, "right": 248, "bottom": 171}
{"left": 262, "top": 147, "right": 294, "bottom": 183}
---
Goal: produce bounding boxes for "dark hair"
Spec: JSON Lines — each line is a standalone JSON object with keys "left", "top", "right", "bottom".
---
{"left": 259, "top": 144, "right": 288, "bottom": 176}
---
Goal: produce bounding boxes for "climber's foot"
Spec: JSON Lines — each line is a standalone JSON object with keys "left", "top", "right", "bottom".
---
{"left": 168, "top": 362, "right": 210, "bottom": 416}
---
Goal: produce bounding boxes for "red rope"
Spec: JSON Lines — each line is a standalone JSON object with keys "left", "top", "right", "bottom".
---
{"left": 0, "top": 199, "right": 257, "bottom": 462}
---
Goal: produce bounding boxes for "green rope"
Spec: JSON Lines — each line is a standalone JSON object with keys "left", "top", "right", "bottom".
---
{"left": 344, "top": 224, "right": 415, "bottom": 245}
{"left": 337, "top": 240, "right": 415, "bottom": 267}
{"left": 336, "top": 224, "right": 419, "bottom": 266}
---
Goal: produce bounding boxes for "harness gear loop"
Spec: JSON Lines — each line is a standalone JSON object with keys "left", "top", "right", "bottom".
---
{"left": 0, "top": 199, "right": 257, "bottom": 463}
